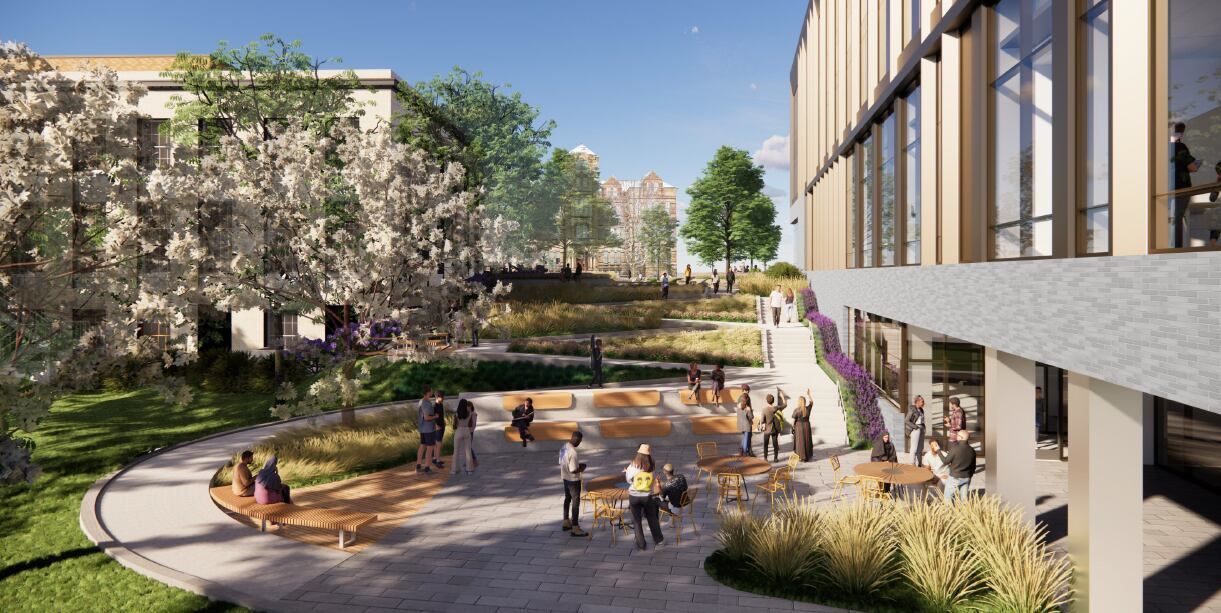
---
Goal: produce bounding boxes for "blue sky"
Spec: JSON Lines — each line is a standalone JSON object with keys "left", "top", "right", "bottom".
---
{"left": 6, "top": 0, "right": 804, "bottom": 268}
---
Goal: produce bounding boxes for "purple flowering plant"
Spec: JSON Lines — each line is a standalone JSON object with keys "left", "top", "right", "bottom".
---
{"left": 804, "top": 295, "right": 885, "bottom": 444}
{"left": 292, "top": 319, "right": 403, "bottom": 373}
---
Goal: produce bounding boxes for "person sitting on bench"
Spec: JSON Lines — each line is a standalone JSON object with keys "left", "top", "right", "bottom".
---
{"left": 254, "top": 455, "right": 292, "bottom": 505}
{"left": 232, "top": 450, "right": 255, "bottom": 497}
{"left": 511, "top": 398, "right": 536, "bottom": 447}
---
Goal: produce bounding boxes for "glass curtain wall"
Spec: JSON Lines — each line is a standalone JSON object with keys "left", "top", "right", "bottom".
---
{"left": 848, "top": 155, "right": 858, "bottom": 267}
{"left": 880, "top": 114, "right": 898, "bottom": 265}
{"left": 1156, "top": 399, "right": 1221, "bottom": 491}
{"left": 904, "top": 87, "right": 922, "bottom": 263}
{"left": 991, "top": 0, "right": 1054, "bottom": 259}
{"left": 1080, "top": 0, "right": 1111, "bottom": 254}
{"left": 907, "top": 326, "right": 986, "bottom": 448}
{"left": 1155, "top": 0, "right": 1221, "bottom": 250}
{"left": 852, "top": 309, "right": 906, "bottom": 406}
{"left": 862, "top": 135, "right": 875, "bottom": 266}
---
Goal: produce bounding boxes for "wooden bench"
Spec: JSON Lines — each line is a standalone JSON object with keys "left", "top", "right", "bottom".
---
{"left": 679, "top": 386, "right": 745, "bottom": 406}
{"left": 690, "top": 415, "right": 739, "bottom": 435}
{"left": 593, "top": 390, "right": 661, "bottom": 408}
{"left": 500, "top": 392, "right": 573, "bottom": 411}
{"left": 599, "top": 417, "right": 672, "bottom": 439}
{"left": 503, "top": 421, "right": 581, "bottom": 442}
{"left": 209, "top": 486, "right": 377, "bottom": 549}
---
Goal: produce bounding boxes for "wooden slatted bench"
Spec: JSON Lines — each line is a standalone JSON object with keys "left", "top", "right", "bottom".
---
{"left": 209, "top": 486, "right": 377, "bottom": 549}
{"left": 680, "top": 386, "right": 745, "bottom": 405}
{"left": 500, "top": 392, "right": 573, "bottom": 411}
{"left": 593, "top": 390, "right": 661, "bottom": 408}
{"left": 503, "top": 421, "right": 580, "bottom": 442}
{"left": 690, "top": 415, "right": 739, "bottom": 435}
{"left": 599, "top": 417, "right": 672, "bottom": 439}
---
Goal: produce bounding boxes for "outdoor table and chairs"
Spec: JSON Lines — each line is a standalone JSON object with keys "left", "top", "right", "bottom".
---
{"left": 697, "top": 455, "right": 771, "bottom": 511}
{"left": 853, "top": 461, "right": 934, "bottom": 499}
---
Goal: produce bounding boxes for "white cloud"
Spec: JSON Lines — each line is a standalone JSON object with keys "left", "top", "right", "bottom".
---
{"left": 753, "top": 134, "right": 789, "bottom": 171}
{"left": 762, "top": 184, "right": 786, "bottom": 199}
{"left": 690, "top": 26, "right": 700, "bottom": 34}
{"left": 749, "top": 83, "right": 758, "bottom": 91}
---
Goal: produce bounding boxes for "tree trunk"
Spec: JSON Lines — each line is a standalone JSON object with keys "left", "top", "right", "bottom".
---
{"left": 340, "top": 358, "right": 356, "bottom": 427}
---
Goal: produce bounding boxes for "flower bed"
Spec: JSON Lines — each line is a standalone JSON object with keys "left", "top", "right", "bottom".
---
{"left": 802, "top": 287, "right": 884, "bottom": 446}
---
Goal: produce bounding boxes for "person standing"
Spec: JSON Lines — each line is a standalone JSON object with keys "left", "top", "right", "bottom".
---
{"left": 905, "top": 395, "right": 927, "bottom": 467}
{"left": 783, "top": 288, "right": 797, "bottom": 323}
{"left": 736, "top": 392, "right": 755, "bottom": 457}
{"left": 683, "top": 264, "right": 692, "bottom": 285}
{"left": 589, "top": 336, "right": 604, "bottom": 389}
{"left": 710, "top": 363, "right": 726, "bottom": 404}
{"left": 660, "top": 272, "right": 670, "bottom": 299}
{"left": 944, "top": 397, "right": 965, "bottom": 445}
{"left": 451, "top": 399, "right": 476, "bottom": 476}
{"left": 942, "top": 430, "right": 977, "bottom": 502}
{"left": 511, "top": 398, "right": 536, "bottom": 448}
{"left": 416, "top": 387, "right": 439, "bottom": 474}
{"left": 574, "top": 261, "right": 583, "bottom": 282}
{"left": 761, "top": 388, "right": 787, "bottom": 462}
{"left": 726, "top": 268, "right": 736, "bottom": 294}
{"left": 792, "top": 389, "right": 814, "bottom": 462}
{"left": 1171, "top": 121, "right": 1202, "bottom": 248}
{"left": 685, "top": 362, "right": 702, "bottom": 402}
{"left": 560, "top": 432, "right": 588, "bottom": 536}
{"left": 432, "top": 391, "right": 447, "bottom": 468}
{"left": 712, "top": 268, "right": 720, "bottom": 293}
{"left": 768, "top": 285, "right": 785, "bottom": 328}
{"left": 624, "top": 444, "right": 665, "bottom": 551}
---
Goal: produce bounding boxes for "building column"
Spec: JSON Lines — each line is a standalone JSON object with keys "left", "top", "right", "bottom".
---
{"left": 983, "top": 347, "right": 1037, "bottom": 522}
{"left": 1067, "top": 373, "right": 1143, "bottom": 612}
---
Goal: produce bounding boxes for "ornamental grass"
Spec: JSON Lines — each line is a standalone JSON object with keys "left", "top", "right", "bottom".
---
{"left": 487, "top": 301, "right": 662, "bottom": 338}
{"left": 735, "top": 272, "right": 810, "bottom": 298}
{"left": 506, "top": 282, "right": 703, "bottom": 303}
{"left": 747, "top": 497, "right": 823, "bottom": 585}
{"left": 507, "top": 328, "right": 763, "bottom": 367}
{"left": 959, "top": 495, "right": 1074, "bottom": 612}
{"left": 818, "top": 497, "right": 901, "bottom": 596}
{"left": 893, "top": 494, "right": 982, "bottom": 610}
{"left": 716, "top": 508, "right": 758, "bottom": 561}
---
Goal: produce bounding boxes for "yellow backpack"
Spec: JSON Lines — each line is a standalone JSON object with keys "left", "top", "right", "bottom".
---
{"left": 631, "top": 470, "right": 654, "bottom": 493}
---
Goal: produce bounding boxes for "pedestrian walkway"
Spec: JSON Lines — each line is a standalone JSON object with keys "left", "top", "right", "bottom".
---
{"left": 757, "top": 297, "right": 848, "bottom": 447}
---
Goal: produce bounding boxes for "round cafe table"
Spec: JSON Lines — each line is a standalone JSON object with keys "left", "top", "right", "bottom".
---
{"left": 584, "top": 474, "right": 628, "bottom": 501}
{"left": 853, "top": 461, "right": 934, "bottom": 485}
{"left": 696, "top": 455, "right": 773, "bottom": 477}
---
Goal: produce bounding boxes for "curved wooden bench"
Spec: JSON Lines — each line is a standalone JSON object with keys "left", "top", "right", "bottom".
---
{"left": 599, "top": 417, "right": 672, "bottom": 439}
{"left": 209, "top": 486, "right": 377, "bottom": 549}
{"left": 503, "top": 421, "right": 581, "bottom": 442}
{"left": 594, "top": 390, "right": 661, "bottom": 408}
{"left": 680, "top": 386, "right": 744, "bottom": 405}
{"left": 690, "top": 415, "right": 739, "bottom": 435}
{"left": 501, "top": 392, "right": 573, "bottom": 411}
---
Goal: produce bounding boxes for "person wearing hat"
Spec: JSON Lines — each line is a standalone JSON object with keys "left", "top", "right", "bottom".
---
{"left": 623, "top": 444, "right": 665, "bottom": 550}
{"left": 736, "top": 388, "right": 755, "bottom": 457}
{"left": 659, "top": 463, "right": 689, "bottom": 514}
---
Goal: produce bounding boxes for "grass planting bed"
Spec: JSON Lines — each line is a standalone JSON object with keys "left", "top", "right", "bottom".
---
{"left": 507, "top": 328, "right": 763, "bottom": 367}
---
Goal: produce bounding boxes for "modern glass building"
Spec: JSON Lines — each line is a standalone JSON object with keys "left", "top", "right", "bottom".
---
{"left": 789, "top": 1, "right": 1220, "bottom": 610}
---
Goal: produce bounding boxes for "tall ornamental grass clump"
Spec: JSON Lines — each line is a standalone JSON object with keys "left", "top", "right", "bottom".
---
{"left": 893, "top": 495, "right": 982, "bottom": 609}
{"left": 959, "top": 496, "right": 1074, "bottom": 612}
{"left": 818, "top": 498, "right": 900, "bottom": 596}
{"left": 716, "top": 508, "right": 759, "bottom": 561}
{"left": 735, "top": 272, "right": 809, "bottom": 297}
{"left": 746, "top": 497, "right": 822, "bottom": 585}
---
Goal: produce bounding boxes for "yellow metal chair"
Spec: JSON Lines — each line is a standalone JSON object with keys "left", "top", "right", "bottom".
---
{"left": 716, "top": 473, "right": 747, "bottom": 514}
{"left": 830, "top": 454, "right": 860, "bottom": 501}
{"left": 753, "top": 467, "right": 791, "bottom": 513}
{"left": 857, "top": 475, "right": 892, "bottom": 502}
{"left": 696, "top": 442, "right": 718, "bottom": 487}
{"left": 591, "top": 495, "right": 630, "bottom": 543}
{"left": 581, "top": 489, "right": 600, "bottom": 516}
{"left": 658, "top": 488, "right": 700, "bottom": 543}
{"left": 786, "top": 452, "right": 800, "bottom": 472}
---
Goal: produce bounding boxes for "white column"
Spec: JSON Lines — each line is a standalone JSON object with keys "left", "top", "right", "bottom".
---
{"left": 983, "top": 347, "right": 1036, "bottom": 522}
{"left": 1067, "top": 373, "right": 1143, "bottom": 612}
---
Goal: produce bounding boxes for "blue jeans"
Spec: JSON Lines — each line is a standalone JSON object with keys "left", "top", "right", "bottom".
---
{"left": 741, "top": 431, "right": 753, "bottom": 455}
{"left": 944, "top": 475, "right": 971, "bottom": 502}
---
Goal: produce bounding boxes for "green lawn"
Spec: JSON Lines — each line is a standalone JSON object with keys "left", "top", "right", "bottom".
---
{"left": 0, "top": 389, "right": 268, "bottom": 612}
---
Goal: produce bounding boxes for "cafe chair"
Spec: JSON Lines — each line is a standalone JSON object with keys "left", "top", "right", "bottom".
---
{"left": 658, "top": 488, "right": 700, "bottom": 543}
{"left": 591, "top": 495, "right": 629, "bottom": 543}
{"left": 716, "top": 473, "right": 747, "bottom": 514}
{"left": 581, "top": 489, "right": 601, "bottom": 516}
{"left": 857, "top": 475, "right": 891, "bottom": 502}
{"left": 829, "top": 454, "right": 860, "bottom": 501}
{"left": 786, "top": 452, "right": 800, "bottom": 473}
{"left": 696, "top": 442, "right": 718, "bottom": 486}
{"left": 753, "top": 466, "right": 791, "bottom": 513}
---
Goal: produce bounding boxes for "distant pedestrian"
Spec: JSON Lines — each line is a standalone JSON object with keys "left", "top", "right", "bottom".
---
{"left": 906, "top": 395, "right": 927, "bottom": 467}
{"left": 710, "top": 363, "right": 726, "bottom": 404}
{"left": 761, "top": 388, "right": 787, "bottom": 462}
{"left": 942, "top": 430, "right": 977, "bottom": 502}
{"left": 945, "top": 397, "right": 965, "bottom": 444}
{"left": 660, "top": 272, "right": 670, "bottom": 299}
{"left": 685, "top": 362, "right": 702, "bottom": 402}
{"left": 783, "top": 288, "right": 797, "bottom": 323}
{"left": 575, "top": 261, "right": 583, "bottom": 281}
{"left": 416, "top": 387, "right": 440, "bottom": 474}
{"left": 432, "top": 391, "right": 448, "bottom": 467}
{"left": 624, "top": 444, "right": 665, "bottom": 551}
{"left": 452, "top": 399, "right": 476, "bottom": 475}
{"left": 726, "top": 268, "right": 736, "bottom": 293}
{"left": 560, "top": 431, "right": 588, "bottom": 536}
{"left": 768, "top": 285, "right": 784, "bottom": 327}
{"left": 712, "top": 269, "right": 720, "bottom": 293}
{"left": 683, "top": 264, "right": 692, "bottom": 285}
{"left": 737, "top": 391, "right": 755, "bottom": 457}
{"left": 589, "top": 335, "right": 604, "bottom": 388}
{"left": 511, "top": 398, "right": 536, "bottom": 448}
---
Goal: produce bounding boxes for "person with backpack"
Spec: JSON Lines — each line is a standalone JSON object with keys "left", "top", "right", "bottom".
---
{"left": 451, "top": 399, "right": 476, "bottom": 476}
{"left": 511, "top": 398, "right": 536, "bottom": 448}
{"left": 559, "top": 431, "right": 587, "bottom": 537}
{"left": 623, "top": 444, "right": 665, "bottom": 551}
{"left": 761, "top": 387, "right": 788, "bottom": 462}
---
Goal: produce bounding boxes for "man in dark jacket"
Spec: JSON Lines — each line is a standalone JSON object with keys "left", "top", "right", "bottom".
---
{"left": 905, "top": 395, "right": 926, "bottom": 467}
{"left": 511, "top": 398, "right": 536, "bottom": 448}
{"left": 942, "top": 429, "right": 977, "bottom": 502}
{"left": 589, "top": 335, "right": 604, "bottom": 388}
{"left": 870, "top": 432, "right": 898, "bottom": 463}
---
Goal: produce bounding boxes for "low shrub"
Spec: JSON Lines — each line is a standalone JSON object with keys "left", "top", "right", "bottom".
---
{"left": 178, "top": 349, "right": 278, "bottom": 394}
{"left": 765, "top": 261, "right": 804, "bottom": 279}
{"left": 486, "top": 301, "right": 662, "bottom": 338}
{"left": 506, "top": 328, "right": 764, "bottom": 367}
{"left": 643, "top": 295, "right": 757, "bottom": 323}
{"left": 379, "top": 358, "right": 684, "bottom": 403}
{"left": 506, "top": 282, "right": 703, "bottom": 304}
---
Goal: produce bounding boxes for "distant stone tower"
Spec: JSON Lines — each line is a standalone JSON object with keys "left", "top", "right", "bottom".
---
{"left": 569, "top": 144, "right": 600, "bottom": 175}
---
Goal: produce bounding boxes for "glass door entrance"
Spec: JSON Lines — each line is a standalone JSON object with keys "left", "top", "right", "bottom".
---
{"left": 1035, "top": 363, "right": 1068, "bottom": 461}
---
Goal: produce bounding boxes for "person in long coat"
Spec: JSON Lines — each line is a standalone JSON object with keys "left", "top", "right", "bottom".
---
{"left": 792, "top": 389, "right": 815, "bottom": 462}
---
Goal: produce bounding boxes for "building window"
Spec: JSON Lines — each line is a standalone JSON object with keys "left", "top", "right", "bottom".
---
{"left": 907, "top": 325, "right": 986, "bottom": 447}
{"left": 904, "top": 0, "right": 922, "bottom": 47}
{"left": 848, "top": 155, "right": 858, "bottom": 268}
{"left": 1080, "top": 0, "right": 1111, "bottom": 254}
{"left": 1156, "top": 398, "right": 1221, "bottom": 491}
{"left": 879, "top": 112, "right": 898, "bottom": 265}
{"left": 904, "top": 86, "right": 922, "bottom": 264}
{"left": 852, "top": 309, "right": 906, "bottom": 406}
{"left": 1154, "top": 0, "right": 1221, "bottom": 251}
{"left": 990, "top": 0, "right": 1054, "bottom": 259}
{"left": 264, "top": 311, "right": 283, "bottom": 349}
{"left": 861, "top": 134, "right": 875, "bottom": 266}
{"left": 282, "top": 313, "right": 299, "bottom": 348}
{"left": 137, "top": 119, "right": 173, "bottom": 170}
{"left": 138, "top": 319, "right": 171, "bottom": 350}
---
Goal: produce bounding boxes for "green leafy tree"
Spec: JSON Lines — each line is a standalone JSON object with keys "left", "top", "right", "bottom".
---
{"left": 741, "top": 194, "right": 781, "bottom": 268}
{"left": 538, "top": 148, "right": 619, "bottom": 267}
{"left": 640, "top": 204, "right": 678, "bottom": 277}
{"left": 395, "top": 68, "right": 555, "bottom": 261}
{"left": 160, "top": 34, "right": 366, "bottom": 149}
{"left": 680, "top": 146, "right": 767, "bottom": 276}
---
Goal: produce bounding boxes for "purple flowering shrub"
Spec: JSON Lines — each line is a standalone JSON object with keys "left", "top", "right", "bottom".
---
{"left": 804, "top": 294, "right": 884, "bottom": 445}
{"left": 291, "top": 320, "right": 404, "bottom": 374}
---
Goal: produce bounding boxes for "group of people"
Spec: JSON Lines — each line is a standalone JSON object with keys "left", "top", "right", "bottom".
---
{"left": 416, "top": 386, "right": 479, "bottom": 475}
{"left": 230, "top": 450, "right": 292, "bottom": 506}
{"left": 869, "top": 394, "right": 978, "bottom": 500}
{"left": 560, "top": 434, "right": 690, "bottom": 550}
{"left": 734, "top": 384, "right": 818, "bottom": 462}
{"left": 680, "top": 264, "right": 738, "bottom": 295}
{"left": 766, "top": 285, "right": 798, "bottom": 328}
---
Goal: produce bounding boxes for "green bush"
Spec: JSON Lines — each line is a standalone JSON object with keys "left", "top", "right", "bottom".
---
{"left": 765, "top": 261, "right": 804, "bottom": 279}
{"left": 178, "top": 349, "right": 277, "bottom": 393}
{"left": 381, "top": 359, "right": 683, "bottom": 402}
